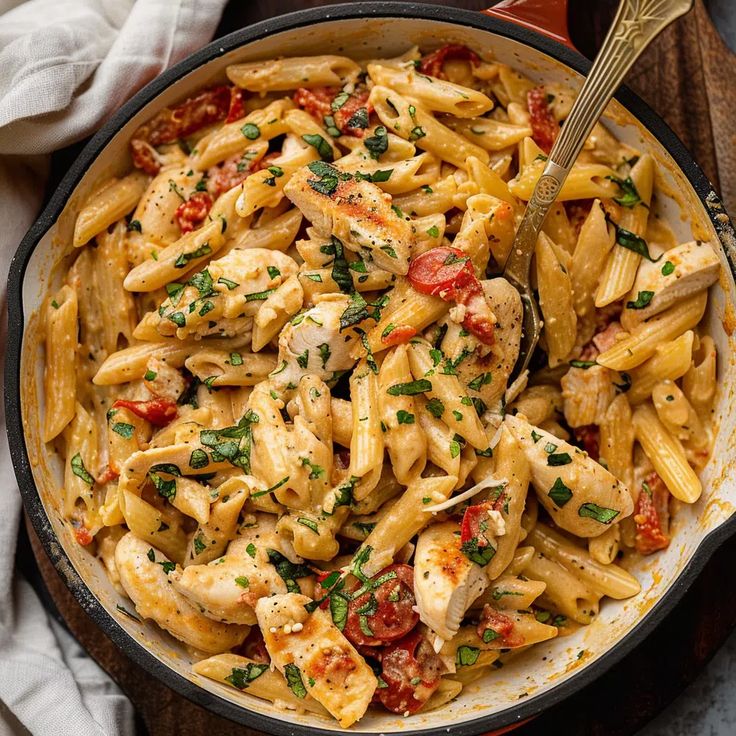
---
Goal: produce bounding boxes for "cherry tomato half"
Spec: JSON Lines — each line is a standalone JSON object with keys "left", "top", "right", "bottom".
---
{"left": 418, "top": 44, "right": 481, "bottom": 80}
{"left": 527, "top": 86, "right": 559, "bottom": 154}
{"left": 376, "top": 631, "right": 445, "bottom": 714}
{"left": 112, "top": 398, "right": 177, "bottom": 427}
{"left": 343, "top": 564, "right": 419, "bottom": 647}
{"left": 634, "top": 472, "right": 670, "bottom": 555}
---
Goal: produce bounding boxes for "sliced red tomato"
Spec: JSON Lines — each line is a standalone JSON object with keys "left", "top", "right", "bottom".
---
{"left": 112, "top": 398, "right": 177, "bottom": 427}
{"left": 460, "top": 500, "right": 494, "bottom": 546}
{"left": 407, "top": 247, "right": 495, "bottom": 345}
{"left": 175, "top": 191, "right": 213, "bottom": 233}
{"left": 96, "top": 465, "right": 120, "bottom": 484}
{"left": 527, "top": 86, "right": 559, "bottom": 154}
{"left": 634, "top": 472, "right": 670, "bottom": 555}
{"left": 376, "top": 631, "right": 445, "bottom": 714}
{"left": 574, "top": 425, "right": 599, "bottom": 461}
{"left": 225, "top": 87, "right": 246, "bottom": 123}
{"left": 343, "top": 564, "right": 419, "bottom": 647}
{"left": 380, "top": 324, "right": 417, "bottom": 346}
{"left": 293, "top": 86, "right": 372, "bottom": 137}
{"left": 476, "top": 605, "right": 524, "bottom": 648}
{"left": 418, "top": 44, "right": 480, "bottom": 79}
{"left": 130, "top": 85, "right": 232, "bottom": 174}
{"left": 74, "top": 526, "right": 94, "bottom": 546}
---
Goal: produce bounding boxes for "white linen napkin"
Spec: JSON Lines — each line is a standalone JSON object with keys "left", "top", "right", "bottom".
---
{"left": 0, "top": 1, "right": 227, "bottom": 733}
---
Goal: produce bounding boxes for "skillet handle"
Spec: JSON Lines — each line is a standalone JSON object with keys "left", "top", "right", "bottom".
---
{"left": 483, "top": 0, "right": 574, "bottom": 51}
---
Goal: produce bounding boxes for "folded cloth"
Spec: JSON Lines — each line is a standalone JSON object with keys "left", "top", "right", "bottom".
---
{"left": 0, "top": 1, "right": 227, "bottom": 733}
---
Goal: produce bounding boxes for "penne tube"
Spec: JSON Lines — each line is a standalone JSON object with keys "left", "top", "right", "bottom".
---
{"left": 597, "top": 292, "right": 706, "bottom": 371}
{"left": 524, "top": 551, "right": 600, "bottom": 624}
{"left": 367, "top": 63, "right": 493, "bottom": 118}
{"left": 369, "top": 86, "right": 489, "bottom": 169}
{"left": 73, "top": 171, "right": 149, "bottom": 247}
{"left": 124, "top": 219, "right": 225, "bottom": 292}
{"left": 627, "top": 330, "right": 694, "bottom": 405}
{"left": 43, "top": 286, "right": 78, "bottom": 442}
{"left": 407, "top": 340, "right": 488, "bottom": 450}
{"left": 184, "top": 350, "right": 278, "bottom": 386}
{"left": 536, "top": 233, "right": 577, "bottom": 364}
{"left": 356, "top": 474, "right": 458, "bottom": 576}
{"left": 595, "top": 154, "right": 655, "bottom": 306}
{"left": 193, "top": 653, "right": 329, "bottom": 715}
{"left": 632, "top": 403, "right": 702, "bottom": 503}
{"left": 227, "top": 55, "right": 361, "bottom": 92}
{"left": 527, "top": 525, "right": 640, "bottom": 599}
{"left": 599, "top": 393, "right": 635, "bottom": 492}
{"left": 378, "top": 345, "right": 427, "bottom": 483}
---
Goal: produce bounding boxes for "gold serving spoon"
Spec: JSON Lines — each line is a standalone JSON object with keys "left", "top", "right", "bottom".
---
{"left": 504, "top": 0, "right": 694, "bottom": 378}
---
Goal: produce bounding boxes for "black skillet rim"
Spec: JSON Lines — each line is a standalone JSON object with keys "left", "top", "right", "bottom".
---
{"left": 5, "top": 3, "right": 736, "bottom": 735}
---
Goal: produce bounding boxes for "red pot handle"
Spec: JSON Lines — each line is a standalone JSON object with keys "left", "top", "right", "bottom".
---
{"left": 483, "top": 0, "right": 574, "bottom": 51}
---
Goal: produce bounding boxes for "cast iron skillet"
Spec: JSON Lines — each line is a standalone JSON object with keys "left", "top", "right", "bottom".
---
{"left": 5, "top": 2, "right": 736, "bottom": 734}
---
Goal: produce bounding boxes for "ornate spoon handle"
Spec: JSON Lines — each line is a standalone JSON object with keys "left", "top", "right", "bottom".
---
{"left": 504, "top": 0, "right": 694, "bottom": 375}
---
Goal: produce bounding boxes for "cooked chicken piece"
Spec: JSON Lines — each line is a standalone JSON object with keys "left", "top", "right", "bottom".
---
{"left": 115, "top": 532, "right": 248, "bottom": 653}
{"left": 414, "top": 521, "right": 490, "bottom": 641}
{"left": 284, "top": 162, "right": 413, "bottom": 274}
{"left": 621, "top": 240, "right": 720, "bottom": 330}
{"left": 505, "top": 414, "right": 633, "bottom": 537}
{"left": 441, "top": 277, "right": 522, "bottom": 409}
{"left": 170, "top": 536, "right": 287, "bottom": 625}
{"left": 273, "top": 294, "right": 359, "bottom": 386}
{"left": 560, "top": 364, "right": 615, "bottom": 427}
{"left": 256, "top": 593, "right": 377, "bottom": 728}
{"left": 154, "top": 248, "right": 298, "bottom": 339}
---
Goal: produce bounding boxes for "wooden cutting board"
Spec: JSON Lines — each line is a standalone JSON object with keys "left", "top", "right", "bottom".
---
{"left": 23, "top": 1, "right": 736, "bottom": 734}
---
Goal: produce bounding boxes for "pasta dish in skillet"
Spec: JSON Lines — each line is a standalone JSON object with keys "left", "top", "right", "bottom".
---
{"left": 41, "top": 44, "right": 720, "bottom": 726}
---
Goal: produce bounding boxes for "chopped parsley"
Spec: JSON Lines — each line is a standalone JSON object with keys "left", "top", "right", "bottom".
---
{"left": 70, "top": 454, "right": 94, "bottom": 486}
{"left": 548, "top": 477, "right": 573, "bottom": 507}
{"left": 302, "top": 133, "right": 334, "bottom": 161}
{"left": 241, "top": 122, "right": 260, "bottom": 140}
{"left": 225, "top": 663, "right": 269, "bottom": 690}
{"left": 387, "top": 379, "right": 432, "bottom": 396}
{"left": 578, "top": 503, "right": 619, "bottom": 524}
{"left": 626, "top": 290, "right": 655, "bottom": 309}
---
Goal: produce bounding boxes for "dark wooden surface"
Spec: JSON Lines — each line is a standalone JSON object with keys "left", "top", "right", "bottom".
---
{"left": 23, "top": 1, "right": 736, "bottom": 735}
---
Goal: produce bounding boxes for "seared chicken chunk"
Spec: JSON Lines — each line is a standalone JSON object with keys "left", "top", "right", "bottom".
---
{"left": 256, "top": 593, "right": 377, "bottom": 727}
{"left": 115, "top": 532, "right": 248, "bottom": 653}
{"left": 284, "top": 162, "right": 413, "bottom": 274}
{"left": 621, "top": 240, "right": 719, "bottom": 330}
{"left": 170, "top": 536, "right": 287, "bottom": 626}
{"left": 505, "top": 414, "right": 633, "bottom": 537}
{"left": 414, "top": 521, "right": 490, "bottom": 641}
{"left": 273, "top": 294, "right": 359, "bottom": 386}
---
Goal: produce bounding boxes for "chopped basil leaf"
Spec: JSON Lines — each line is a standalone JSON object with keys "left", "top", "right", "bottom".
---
{"left": 339, "top": 291, "right": 371, "bottom": 331}
{"left": 251, "top": 475, "right": 290, "bottom": 499}
{"left": 346, "top": 107, "right": 369, "bottom": 129}
{"left": 426, "top": 225, "right": 440, "bottom": 238}
{"left": 246, "top": 543, "right": 257, "bottom": 558}
{"left": 460, "top": 537, "right": 495, "bottom": 566}
{"left": 127, "top": 219, "right": 142, "bottom": 232}
{"left": 218, "top": 276, "right": 239, "bottom": 290}
{"left": 531, "top": 430, "right": 542, "bottom": 443}
{"left": 193, "top": 534, "right": 207, "bottom": 555}
{"left": 70, "top": 453, "right": 94, "bottom": 486}
{"left": 241, "top": 123, "right": 260, "bottom": 140}
{"left": 426, "top": 397, "right": 445, "bottom": 418}
{"left": 626, "top": 290, "right": 655, "bottom": 309}
{"left": 244, "top": 288, "right": 275, "bottom": 302}
{"left": 578, "top": 502, "right": 619, "bottom": 524}
{"left": 320, "top": 237, "right": 353, "bottom": 294}
{"left": 396, "top": 410, "right": 415, "bottom": 425}
{"left": 112, "top": 422, "right": 135, "bottom": 439}
{"left": 229, "top": 352, "right": 243, "bottom": 367}
{"left": 482, "top": 627, "right": 500, "bottom": 643}
{"left": 267, "top": 266, "right": 281, "bottom": 279}
{"left": 266, "top": 549, "right": 312, "bottom": 594}
{"left": 548, "top": 452, "right": 572, "bottom": 466}
{"left": 570, "top": 360, "right": 597, "bottom": 369}
{"left": 364, "top": 125, "right": 388, "bottom": 160}
{"left": 456, "top": 645, "right": 480, "bottom": 666}
{"left": 302, "top": 133, "right": 334, "bottom": 161}
{"left": 189, "top": 449, "right": 209, "bottom": 470}
{"left": 468, "top": 372, "right": 492, "bottom": 391}
{"left": 661, "top": 260, "right": 675, "bottom": 276}
{"left": 174, "top": 242, "right": 211, "bottom": 268}
{"left": 543, "top": 442, "right": 558, "bottom": 454}
{"left": 234, "top": 576, "right": 249, "bottom": 588}
{"left": 606, "top": 175, "right": 643, "bottom": 208}
{"left": 296, "top": 349, "right": 310, "bottom": 369}
{"left": 548, "top": 477, "right": 572, "bottom": 507}
{"left": 144, "top": 369, "right": 157, "bottom": 381}
{"left": 387, "top": 379, "right": 432, "bottom": 396}
{"left": 225, "top": 663, "right": 269, "bottom": 690}
{"left": 611, "top": 221, "right": 659, "bottom": 262}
